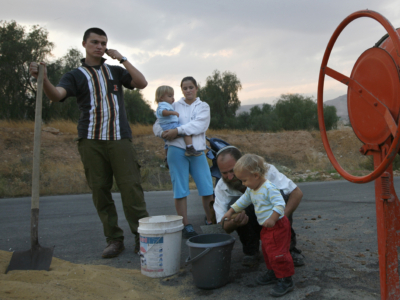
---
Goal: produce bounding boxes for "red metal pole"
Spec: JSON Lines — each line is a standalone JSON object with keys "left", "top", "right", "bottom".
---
{"left": 317, "top": 10, "right": 400, "bottom": 299}
{"left": 373, "top": 150, "right": 400, "bottom": 298}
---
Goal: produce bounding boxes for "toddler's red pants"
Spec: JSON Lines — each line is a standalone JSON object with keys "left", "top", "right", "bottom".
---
{"left": 261, "top": 216, "right": 295, "bottom": 278}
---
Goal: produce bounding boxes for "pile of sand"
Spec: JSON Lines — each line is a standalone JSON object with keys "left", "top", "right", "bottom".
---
{"left": 0, "top": 251, "right": 184, "bottom": 300}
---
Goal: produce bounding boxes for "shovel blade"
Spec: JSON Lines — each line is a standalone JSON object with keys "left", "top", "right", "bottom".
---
{"left": 6, "top": 245, "right": 54, "bottom": 273}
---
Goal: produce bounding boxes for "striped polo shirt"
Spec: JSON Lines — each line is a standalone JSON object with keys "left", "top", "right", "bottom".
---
{"left": 57, "top": 58, "right": 133, "bottom": 140}
{"left": 231, "top": 180, "right": 286, "bottom": 226}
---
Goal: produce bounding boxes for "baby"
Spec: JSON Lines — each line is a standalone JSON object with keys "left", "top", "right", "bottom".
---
{"left": 222, "top": 153, "right": 295, "bottom": 297}
{"left": 155, "top": 86, "right": 202, "bottom": 161}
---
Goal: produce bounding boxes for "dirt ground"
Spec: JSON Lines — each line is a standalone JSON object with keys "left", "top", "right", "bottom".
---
{"left": 0, "top": 250, "right": 184, "bottom": 300}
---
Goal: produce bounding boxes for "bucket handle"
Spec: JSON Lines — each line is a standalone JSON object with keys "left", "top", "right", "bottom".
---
{"left": 185, "top": 248, "right": 211, "bottom": 266}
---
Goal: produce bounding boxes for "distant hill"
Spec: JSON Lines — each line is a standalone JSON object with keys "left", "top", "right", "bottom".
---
{"left": 236, "top": 104, "right": 261, "bottom": 115}
{"left": 237, "top": 94, "right": 349, "bottom": 123}
{"left": 324, "top": 95, "right": 348, "bottom": 123}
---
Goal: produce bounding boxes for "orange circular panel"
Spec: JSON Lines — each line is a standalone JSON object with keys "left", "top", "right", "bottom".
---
{"left": 377, "top": 28, "right": 400, "bottom": 58}
{"left": 348, "top": 47, "right": 400, "bottom": 145}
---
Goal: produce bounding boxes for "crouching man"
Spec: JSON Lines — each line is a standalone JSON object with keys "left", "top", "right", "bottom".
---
{"left": 213, "top": 146, "right": 304, "bottom": 267}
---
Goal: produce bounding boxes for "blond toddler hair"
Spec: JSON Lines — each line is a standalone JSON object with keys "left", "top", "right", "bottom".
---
{"left": 234, "top": 153, "right": 269, "bottom": 176}
{"left": 155, "top": 85, "right": 174, "bottom": 103}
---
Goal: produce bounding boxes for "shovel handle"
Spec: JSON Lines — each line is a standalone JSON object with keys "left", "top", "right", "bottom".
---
{"left": 32, "top": 65, "right": 44, "bottom": 210}
{"left": 31, "top": 65, "right": 44, "bottom": 247}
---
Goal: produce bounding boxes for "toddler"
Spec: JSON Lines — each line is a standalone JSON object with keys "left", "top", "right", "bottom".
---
{"left": 155, "top": 86, "right": 202, "bottom": 159}
{"left": 222, "top": 154, "right": 294, "bottom": 297}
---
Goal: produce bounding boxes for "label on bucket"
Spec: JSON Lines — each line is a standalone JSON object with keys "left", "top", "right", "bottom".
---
{"left": 140, "top": 236, "right": 164, "bottom": 272}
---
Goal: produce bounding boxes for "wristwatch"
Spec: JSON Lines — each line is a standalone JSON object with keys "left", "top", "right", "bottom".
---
{"left": 119, "top": 57, "right": 127, "bottom": 64}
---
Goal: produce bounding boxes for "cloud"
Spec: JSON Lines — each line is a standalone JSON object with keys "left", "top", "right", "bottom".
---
{"left": 132, "top": 44, "right": 184, "bottom": 64}
{"left": 2, "top": 0, "right": 399, "bottom": 107}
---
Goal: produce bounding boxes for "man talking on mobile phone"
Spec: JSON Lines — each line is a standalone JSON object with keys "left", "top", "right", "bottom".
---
{"left": 29, "top": 28, "right": 149, "bottom": 259}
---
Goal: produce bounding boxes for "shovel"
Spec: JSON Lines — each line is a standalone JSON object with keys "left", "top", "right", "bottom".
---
{"left": 6, "top": 65, "right": 54, "bottom": 273}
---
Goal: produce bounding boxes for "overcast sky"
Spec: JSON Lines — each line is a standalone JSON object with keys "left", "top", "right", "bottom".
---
{"left": 2, "top": 1, "right": 400, "bottom": 109}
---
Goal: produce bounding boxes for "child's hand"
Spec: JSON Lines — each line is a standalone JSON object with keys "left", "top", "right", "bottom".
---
{"left": 173, "top": 111, "right": 179, "bottom": 117}
{"left": 263, "top": 218, "right": 276, "bottom": 228}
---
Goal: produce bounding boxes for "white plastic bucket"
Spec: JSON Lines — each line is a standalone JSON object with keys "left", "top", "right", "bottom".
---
{"left": 138, "top": 215, "right": 184, "bottom": 278}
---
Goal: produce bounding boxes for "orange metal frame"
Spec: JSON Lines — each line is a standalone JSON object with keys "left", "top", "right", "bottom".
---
{"left": 317, "top": 10, "right": 400, "bottom": 299}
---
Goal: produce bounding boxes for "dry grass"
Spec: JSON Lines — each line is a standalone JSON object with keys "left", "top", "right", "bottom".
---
{"left": 0, "top": 119, "right": 394, "bottom": 198}
{"left": 126, "top": 123, "right": 242, "bottom": 137}
{"left": 130, "top": 124, "right": 155, "bottom": 136}
{"left": 206, "top": 128, "right": 252, "bottom": 136}
{"left": 281, "top": 129, "right": 373, "bottom": 176}
{"left": 46, "top": 120, "right": 79, "bottom": 134}
{"left": 0, "top": 120, "right": 34, "bottom": 130}
{"left": 324, "top": 129, "right": 373, "bottom": 174}
{"left": 0, "top": 160, "right": 90, "bottom": 197}
{"left": 40, "top": 161, "right": 90, "bottom": 195}
{"left": 0, "top": 120, "right": 157, "bottom": 137}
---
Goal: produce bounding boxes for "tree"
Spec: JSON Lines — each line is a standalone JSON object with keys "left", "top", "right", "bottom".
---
{"left": 236, "top": 95, "right": 338, "bottom": 132}
{"left": 274, "top": 94, "right": 316, "bottom": 131}
{"left": 198, "top": 70, "right": 242, "bottom": 129}
{"left": 237, "top": 103, "right": 281, "bottom": 132}
{"left": 0, "top": 20, "right": 53, "bottom": 120}
{"left": 124, "top": 89, "right": 156, "bottom": 124}
{"left": 261, "top": 103, "right": 274, "bottom": 115}
{"left": 274, "top": 93, "right": 339, "bottom": 131}
{"left": 45, "top": 48, "right": 83, "bottom": 121}
{"left": 251, "top": 104, "right": 281, "bottom": 132}
{"left": 249, "top": 105, "right": 262, "bottom": 117}
{"left": 322, "top": 105, "right": 340, "bottom": 130}
{"left": 235, "top": 111, "right": 251, "bottom": 130}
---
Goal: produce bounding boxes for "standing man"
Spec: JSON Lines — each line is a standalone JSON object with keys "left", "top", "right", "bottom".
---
{"left": 213, "top": 146, "right": 305, "bottom": 267}
{"left": 29, "top": 28, "right": 149, "bottom": 258}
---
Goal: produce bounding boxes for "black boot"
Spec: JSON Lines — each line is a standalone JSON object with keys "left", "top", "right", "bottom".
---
{"left": 256, "top": 269, "right": 277, "bottom": 285}
{"left": 291, "top": 247, "right": 305, "bottom": 266}
{"left": 270, "top": 276, "right": 294, "bottom": 297}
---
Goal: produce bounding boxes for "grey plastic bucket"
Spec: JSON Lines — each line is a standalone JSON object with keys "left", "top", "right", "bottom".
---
{"left": 185, "top": 233, "right": 236, "bottom": 289}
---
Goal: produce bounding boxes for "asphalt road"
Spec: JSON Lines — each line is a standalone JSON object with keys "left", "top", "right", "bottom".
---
{"left": 2, "top": 179, "right": 398, "bottom": 299}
